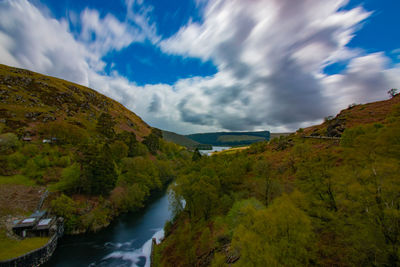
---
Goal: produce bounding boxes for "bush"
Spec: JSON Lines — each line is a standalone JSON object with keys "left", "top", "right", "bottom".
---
{"left": 7, "top": 152, "right": 28, "bottom": 170}
{"left": 0, "top": 133, "right": 19, "bottom": 153}
{"left": 51, "top": 194, "right": 78, "bottom": 232}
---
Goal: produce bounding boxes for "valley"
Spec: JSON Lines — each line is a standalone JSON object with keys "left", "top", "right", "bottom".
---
{"left": 0, "top": 64, "right": 399, "bottom": 266}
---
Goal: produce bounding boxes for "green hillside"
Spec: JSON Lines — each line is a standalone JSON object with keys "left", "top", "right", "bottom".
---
{"left": 186, "top": 131, "right": 270, "bottom": 146}
{"left": 154, "top": 95, "right": 400, "bottom": 266}
{"left": 162, "top": 130, "right": 200, "bottom": 148}
{"left": 0, "top": 64, "right": 192, "bottom": 243}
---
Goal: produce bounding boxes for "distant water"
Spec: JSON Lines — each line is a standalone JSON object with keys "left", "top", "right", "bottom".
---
{"left": 199, "top": 146, "right": 231, "bottom": 156}
{"left": 44, "top": 191, "right": 171, "bottom": 267}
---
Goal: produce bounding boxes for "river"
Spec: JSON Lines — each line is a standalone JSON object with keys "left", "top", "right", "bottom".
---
{"left": 44, "top": 191, "right": 172, "bottom": 267}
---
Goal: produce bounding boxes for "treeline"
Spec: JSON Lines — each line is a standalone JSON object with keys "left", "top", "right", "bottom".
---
{"left": 0, "top": 113, "right": 192, "bottom": 233}
{"left": 154, "top": 104, "right": 400, "bottom": 266}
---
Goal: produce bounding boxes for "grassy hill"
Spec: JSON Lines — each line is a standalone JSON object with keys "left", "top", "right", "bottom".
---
{"left": 154, "top": 95, "right": 400, "bottom": 266}
{"left": 186, "top": 131, "right": 270, "bottom": 146}
{"left": 162, "top": 130, "right": 200, "bottom": 148}
{"left": 0, "top": 64, "right": 151, "bottom": 140}
{"left": 0, "top": 64, "right": 192, "bottom": 258}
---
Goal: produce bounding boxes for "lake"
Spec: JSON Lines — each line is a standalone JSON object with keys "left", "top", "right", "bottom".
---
{"left": 199, "top": 146, "right": 231, "bottom": 156}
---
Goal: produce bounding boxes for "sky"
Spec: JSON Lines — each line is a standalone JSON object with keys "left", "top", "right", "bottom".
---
{"left": 0, "top": 0, "right": 399, "bottom": 134}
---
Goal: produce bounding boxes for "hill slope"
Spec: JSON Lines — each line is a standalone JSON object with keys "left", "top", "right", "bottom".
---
{"left": 0, "top": 64, "right": 191, "bottom": 247}
{"left": 162, "top": 130, "right": 200, "bottom": 148}
{"left": 155, "top": 95, "right": 400, "bottom": 266}
{"left": 0, "top": 64, "right": 151, "bottom": 140}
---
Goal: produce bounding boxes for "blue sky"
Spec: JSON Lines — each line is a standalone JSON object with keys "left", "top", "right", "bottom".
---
{"left": 39, "top": 0, "right": 216, "bottom": 85}
{"left": 1, "top": 0, "right": 399, "bottom": 133}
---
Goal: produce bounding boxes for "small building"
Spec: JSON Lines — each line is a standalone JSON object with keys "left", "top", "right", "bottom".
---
{"left": 12, "top": 211, "right": 47, "bottom": 238}
{"left": 33, "top": 218, "right": 57, "bottom": 237}
{"left": 12, "top": 218, "right": 38, "bottom": 237}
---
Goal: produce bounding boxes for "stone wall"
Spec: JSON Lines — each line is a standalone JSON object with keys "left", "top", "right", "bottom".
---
{"left": 0, "top": 234, "right": 57, "bottom": 267}
{"left": 0, "top": 219, "right": 63, "bottom": 267}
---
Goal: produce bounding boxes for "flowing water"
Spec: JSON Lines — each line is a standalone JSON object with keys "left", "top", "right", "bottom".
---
{"left": 44, "top": 191, "right": 171, "bottom": 267}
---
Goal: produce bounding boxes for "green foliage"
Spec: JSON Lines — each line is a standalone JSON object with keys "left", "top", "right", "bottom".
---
{"left": 160, "top": 108, "right": 400, "bottom": 266}
{"left": 161, "top": 130, "right": 200, "bottom": 148}
{"left": 174, "top": 173, "right": 220, "bottom": 220}
{"left": 7, "top": 152, "right": 28, "bottom": 170}
{"left": 232, "top": 194, "right": 314, "bottom": 266}
{"left": 192, "top": 148, "right": 202, "bottom": 161}
{"left": 20, "top": 144, "right": 39, "bottom": 157}
{"left": 131, "top": 142, "right": 149, "bottom": 157}
{"left": 118, "top": 156, "right": 161, "bottom": 191}
{"left": 96, "top": 113, "right": 116, "bottom": 139}
{"left": 0, "top": 174, "right": 35, "bottom": 186}
{"left": 117, "top": 132, "right": 138, "bottom": 157}
{"left": 51, "top": 194, "right": 78, "bottom": 232}
{"left": 37, "top": 121, "right": 88, "bottom": 145}
{"left": 0, "top": 133, "right": 19, "bottom": 153}
{"left": 55, "top": 163, "right": 81, "bottom": 194}
{"left": 143, "top": 132, "right": 160, "bottom": 155}
{"left": 110, "top": 184, "right": 148, "bottom": 213}
{"left": 110, "top": 140, "right": 128, "bottom": 162}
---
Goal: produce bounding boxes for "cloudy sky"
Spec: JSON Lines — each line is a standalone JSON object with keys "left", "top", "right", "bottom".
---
{"left": 0, "top": 0, "right": 399, "bottom": 134}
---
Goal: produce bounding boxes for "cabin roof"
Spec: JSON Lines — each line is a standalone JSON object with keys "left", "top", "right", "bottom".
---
{"left": 35, "top": 218, "right": 55, "bottom": 230}
{"left": 13, "top": 217, "right": 37, "bottom": 229}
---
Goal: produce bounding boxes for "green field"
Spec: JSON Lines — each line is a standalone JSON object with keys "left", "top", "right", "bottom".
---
{"left": 0, "top": 175, "right": 36, "bottom": 186}
{"left": 0, "top": 230, "right": 49, "bottom": 260}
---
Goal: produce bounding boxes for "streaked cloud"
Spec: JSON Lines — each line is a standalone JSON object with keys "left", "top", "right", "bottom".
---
{"left": 0, "top": 0, "right": 399, "bottom": 134}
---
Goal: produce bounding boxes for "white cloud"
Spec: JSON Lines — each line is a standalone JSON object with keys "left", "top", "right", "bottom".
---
{"left": 0, "top": 0, "right": 399, "bottom": 134}
{"left": 158, "top": 0, "right": 399, "bottom": 131}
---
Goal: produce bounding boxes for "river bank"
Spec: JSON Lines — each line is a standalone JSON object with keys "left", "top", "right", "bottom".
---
{"left": 44, "top": 190, "right": 172, "bottom": 266}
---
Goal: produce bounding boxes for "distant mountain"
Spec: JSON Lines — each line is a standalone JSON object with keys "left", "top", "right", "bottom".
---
{"left": 161, "top": 130, "right": 200, "bottom": 148}
{"left": 186, "top": 131, "right": 270, "bottom": 146}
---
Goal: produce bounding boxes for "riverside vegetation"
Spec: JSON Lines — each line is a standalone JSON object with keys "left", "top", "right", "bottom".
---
{"left": 154, "top": 95, "right": 400, "bottom": 266}
{"left": 0, "top": 64, "right": 192, "bottom": 258}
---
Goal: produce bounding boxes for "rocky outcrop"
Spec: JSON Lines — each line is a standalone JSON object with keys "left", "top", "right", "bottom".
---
{"left": 326, "top": 118, "right": 346, "bottom": 137}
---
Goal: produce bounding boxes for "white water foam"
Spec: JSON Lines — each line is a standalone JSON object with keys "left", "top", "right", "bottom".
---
{"left": 102, "top": 228, "right": 165, "bottom": 267}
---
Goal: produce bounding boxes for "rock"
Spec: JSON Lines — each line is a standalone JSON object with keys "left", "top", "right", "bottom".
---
{"left": 327, "top": 118, "right": 346, "bottom": 137}
{"left": 25, "top": 112, "right": 42, "bottom": 120}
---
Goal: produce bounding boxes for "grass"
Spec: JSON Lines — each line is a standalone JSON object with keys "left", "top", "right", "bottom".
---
{"left": 212, "top": 146, "right": 250, "bottom": 155}
{"left": 0, "top": 175, "right": 36, "bottom": 186}
{"left": 0, "top": 230, "right": 49, "bottom": 260}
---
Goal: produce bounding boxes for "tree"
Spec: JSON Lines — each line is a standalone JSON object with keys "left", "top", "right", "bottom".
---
{"left": 192, "top": 148, "right": 202, "bottom": 161}
{"left": 79, "top": 144, "right": 118, "bottom": 195}
{"left": 143, "top": 133, "right": 160, "bottom": 155}
{"left": 51, "top": 194, "right": 78, "bottom": 232}
{"left": 56, "top": 163, "right": 82, "bottom": 194}
{"left": 0, "top": 133, "right": 19, "bottom": 153}
{"left": 388, "top": 88, "right": 398, "bottom": 98}
{"left": 96, "top": 113, "right": 116, "bottom": 139}
{"left": 110, "top": 140, "right": 128, "bottom": 162}
{"left": 232, "top": 194, "right": 314, "bottom": 266}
